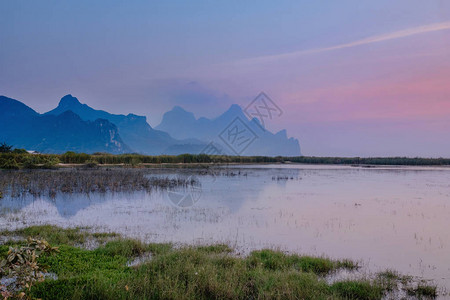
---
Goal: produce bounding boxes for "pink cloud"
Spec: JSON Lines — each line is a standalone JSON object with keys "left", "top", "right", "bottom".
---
{"left": 282, "top": 70, "right": 450, "bottom": 123}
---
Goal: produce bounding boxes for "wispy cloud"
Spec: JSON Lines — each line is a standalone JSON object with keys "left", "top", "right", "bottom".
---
{"left": 239, "top": 21, "right": 450, "bottom": 64}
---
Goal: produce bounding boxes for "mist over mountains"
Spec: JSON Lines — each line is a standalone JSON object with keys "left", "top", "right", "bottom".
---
{"left": 156, "top": 105, "right": 301, "bottom": 156}
{"left": 0, "top": 94, "right": 301, "bottom": 156}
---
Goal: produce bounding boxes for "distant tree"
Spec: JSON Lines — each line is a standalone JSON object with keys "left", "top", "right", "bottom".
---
{"left": 12, "top": 148, "right": 27, "bottom": 154}
{"left": 0, "top": 142, "right": 13, "bottom": 153}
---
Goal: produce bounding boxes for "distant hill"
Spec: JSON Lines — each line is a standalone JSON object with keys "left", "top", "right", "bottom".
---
{"left": 0, "top": 94, "right": 301, "bottom": 156}
{"left": 45, "top": 94, "right": 186, "bottom": 155}
{"left": 156, "top": 105, "right": 301, "bottom": 156}
{"left": 0, "top": 96, "right": 130, "bottom": 154}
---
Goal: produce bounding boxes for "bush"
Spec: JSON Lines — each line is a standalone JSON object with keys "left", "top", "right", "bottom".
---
{"left": 43, "top": 157, "right": 60, "bottom": 169}
{"left": 0, "top": 142, "right": 13, "bottom": 153}
{"left": 12, "top": 148, "right": 27, "bottom": 154}
{"left": 83, "top": 160, "right": 99, "bottom": 168}
{"left": 0, "top": 238, "right": 59, "bottom": 298}
{"left": 22, "top": 155, "right": 40, "bottom": 169}
{"left": 0, "top": 158, "right": 19, "bottom": 170}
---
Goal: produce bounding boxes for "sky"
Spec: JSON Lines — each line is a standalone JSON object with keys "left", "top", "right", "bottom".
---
{"left": 1, "top": 1, "right": 449, "bottom": 157}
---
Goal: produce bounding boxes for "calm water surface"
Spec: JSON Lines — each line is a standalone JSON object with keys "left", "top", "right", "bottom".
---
{"left": 1, "top": 164, "right": 450, "bottom": 294}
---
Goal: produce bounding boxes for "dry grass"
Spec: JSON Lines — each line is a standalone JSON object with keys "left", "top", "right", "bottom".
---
{"left": 0, "top": 168, "right": 197, "bottom": 198}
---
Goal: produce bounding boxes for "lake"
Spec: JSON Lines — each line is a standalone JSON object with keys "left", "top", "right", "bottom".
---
{"left": 1, "top": 164, "right": 450, "bottom": 294}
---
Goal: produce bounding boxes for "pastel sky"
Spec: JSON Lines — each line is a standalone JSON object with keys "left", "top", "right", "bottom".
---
{"left": 1, "top": 1, "right": 449, "bottom": 157}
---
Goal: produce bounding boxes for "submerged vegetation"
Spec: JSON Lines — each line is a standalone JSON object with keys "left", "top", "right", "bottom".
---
{"left": 0, "top": 225, "right": 438, "bottom": 299}
{"left": 0, "top": 168, "right": 197, "bottom": 198}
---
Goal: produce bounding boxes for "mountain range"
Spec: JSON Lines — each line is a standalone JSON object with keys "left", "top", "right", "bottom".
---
{"left": 0, "top": 94, "right": 301, "bottom": 156}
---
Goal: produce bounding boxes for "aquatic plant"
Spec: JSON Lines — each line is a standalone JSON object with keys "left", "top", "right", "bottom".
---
{"left": 0, "top": 168, "right": 197, "bottom": 198}
{"left": 0, "top": 237, "right": 59, "bottom": 299}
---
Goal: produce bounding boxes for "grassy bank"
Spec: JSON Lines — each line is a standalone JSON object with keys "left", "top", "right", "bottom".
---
{"left": 1, "top": 152, "right": 450, "bottom": 170}
{"left": 0, "top": 226, "right": 438, "bottom": 299}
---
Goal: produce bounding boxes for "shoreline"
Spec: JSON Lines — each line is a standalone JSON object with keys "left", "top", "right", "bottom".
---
{"left": 0, "top": 225, "right": 442, "bottom": 299}
{"left": 2, "top": 152, "right": 450, "bottom": 170}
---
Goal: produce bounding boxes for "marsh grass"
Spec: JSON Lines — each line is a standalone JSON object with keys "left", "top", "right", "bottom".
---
{"left": 247, "top": 249, "right": 358, "bottom": 275}
{"left": 0, "top": 225, "right": 118, "bottom": 246}
{"left": 406, "top": 283, "right": 438, "bottom": 298}
{"left": 0, "top": 226, "right": 439, "bottom": 299}
{"left": 0, "top": 168, "right": 197, "bottom": 198}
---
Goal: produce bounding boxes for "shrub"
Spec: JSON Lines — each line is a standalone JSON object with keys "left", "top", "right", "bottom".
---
{"left": 0, "top": 142, "right": 13, "bottom": 153}
{"left": 22, "top": 155, "right": 40, "bottom": 169}
{"left": 43, "top": 157, "right": 60, "bottom": 169}
{"left": 12, "top": 148, "right": 27, "bottom": 154}
{"left": 0, "top": 238, "right": 59, "bottom": 298}
{"left": 83, "top": 160, "right": 99, "bottom": 168}
{"left": 0, "top": 158, "right": 19, "bottom": 170}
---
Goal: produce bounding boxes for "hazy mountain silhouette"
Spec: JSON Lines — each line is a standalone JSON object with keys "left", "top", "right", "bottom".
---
{"left": 46, "top": 95, "right": 202, "bottom": 155}
{"left": 1, "top": 94, "right": 301, "bottom": 156}
{"left": 0, "top": 96, "right": 130, "bottom": 154}
{"left": 156, "top": 105, "right": 301, "bottom": 156}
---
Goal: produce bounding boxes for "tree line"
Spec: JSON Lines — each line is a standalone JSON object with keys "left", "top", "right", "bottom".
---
{"left": 1, "top": 142, "right": 449, "bottom": 169}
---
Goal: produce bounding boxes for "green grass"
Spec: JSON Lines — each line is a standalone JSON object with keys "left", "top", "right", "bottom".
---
{"left": 30, "top": 245, "right": 348, "bottom": 299}
{"left": 247, "top": 249, "right": 358, "bottom": 275}
{"left": 0, "top": 225, "right": 118, "bottom": 246}
{"left": 0, "top": 226, "right": 439, "bottom": 299}
{"left": 406, "top": 283, "right": 438, "bottom": 298}
{"left": 330, "top": 280, "right": 384, "bottom": 300}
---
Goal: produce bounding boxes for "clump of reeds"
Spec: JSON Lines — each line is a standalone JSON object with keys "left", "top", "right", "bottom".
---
{"left": 0, "top": 168, "right": 197, "bottom": 198}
